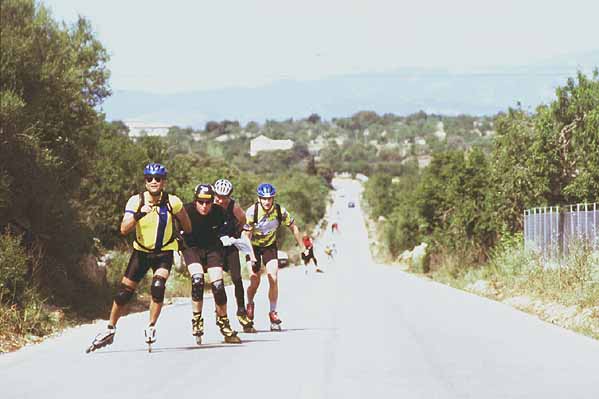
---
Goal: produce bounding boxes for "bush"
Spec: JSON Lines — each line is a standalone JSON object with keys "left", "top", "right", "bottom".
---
{"left": 0, "top": 229, "right": 29, "bottom": 305}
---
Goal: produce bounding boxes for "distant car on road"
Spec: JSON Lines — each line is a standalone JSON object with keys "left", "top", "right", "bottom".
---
{"left": 348, "top": 201, "right": 355, "bottom": 208}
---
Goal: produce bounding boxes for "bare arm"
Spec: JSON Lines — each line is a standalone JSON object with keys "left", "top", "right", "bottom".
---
{"left": 241, "top": 229, "right": 257, "bottom": 262}
{"left": 175, "top": 207, "right": 192, "bottom": 234}
{"left": 233, "top": 203, "right": 247, "bottom": 230}
{"left": 120, "top": 213, "right": 136, "bottom": 236}
{"left": 288, "top": 223, "right": 304, "bottom": 249}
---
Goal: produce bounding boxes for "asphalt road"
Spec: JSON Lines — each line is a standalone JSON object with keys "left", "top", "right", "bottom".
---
{"left": 2, "top": 178, "right": 599, "bottom": 399}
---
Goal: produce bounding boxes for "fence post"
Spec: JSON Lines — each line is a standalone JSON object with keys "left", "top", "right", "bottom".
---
{"left": 558, "top": 207, "right": 565, "bottom": 267}
{"left": 524, "top": 209, "right": 528, "bottom": 251}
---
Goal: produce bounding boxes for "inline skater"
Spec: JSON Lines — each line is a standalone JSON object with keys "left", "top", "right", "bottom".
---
{"left": 182, "top": 184, "right": 241, "bottom": 344}
{"left": 331, "top": 222, "right": 339, "bottom": 234}
{"left": 243, "top": 183, "right": 304, "bottom": 331}
{"left": 213, "top": 178, "right": 256, "bottom": 333}
{"left": 86, "top": 163, "right": 192, "bottom": 353}
{"left": 301, "top": 234, "right": 322, "bottom": 273}
{"left": 324, "top": 242, "right": 337, "bottom": 262}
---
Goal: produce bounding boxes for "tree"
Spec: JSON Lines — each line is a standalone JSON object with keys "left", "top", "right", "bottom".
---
{"left": 307, "top": 113, "right": 321, "bottom": 124}
{"left": 490, "top": 71, "right": 599, "bottom": 233}
{"left": 0, "top": 0, "right": 110, "bottom": 295}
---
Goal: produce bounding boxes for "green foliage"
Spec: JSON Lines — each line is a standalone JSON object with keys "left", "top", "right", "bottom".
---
{"left": 0, "top": 229, "right": 30, "bottom": 305}
{"left": 77, "top": 122, "right": 147, "bottom": 246}
{"left": 364, "top": 72, "right": 598, "bottom": 274}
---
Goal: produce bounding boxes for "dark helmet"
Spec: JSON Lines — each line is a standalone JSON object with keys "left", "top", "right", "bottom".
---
{"left": 194, "top": 183, "right": 214, "bottom": 200}
{"left": 257, "top": 183, "right": 276, "bottom": 198}
{"left": 144, "top": 163, "right": 168, "bottom": 177}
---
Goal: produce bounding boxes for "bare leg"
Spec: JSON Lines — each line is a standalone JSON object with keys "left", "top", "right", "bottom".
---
{"left": 247, "top": 262, "right": 261, "bottom": 304}
{"left": 109, "top": 277, "right": 138, "bottom": 326}
{"left": 266, "top": 259, "right": 279, "bottom": 309}
{"left": 208, "top": 267, "right": 227, "bottom": 317}
{"left": 149, "top": 268, "right": 170, "bottom": 325}
{"left": 188, "top": 262, "right": 205, "bottom": 314}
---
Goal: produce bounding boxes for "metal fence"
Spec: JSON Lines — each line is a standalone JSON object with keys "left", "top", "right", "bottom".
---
{"left": 524, "top": 203, "right": 598, "bottom": 266}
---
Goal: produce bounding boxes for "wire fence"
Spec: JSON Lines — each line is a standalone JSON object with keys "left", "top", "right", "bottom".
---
{"left": 523, "top": 203, "right": 598, "bottom": 267}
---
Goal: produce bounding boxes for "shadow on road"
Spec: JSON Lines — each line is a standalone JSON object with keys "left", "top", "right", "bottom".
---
{"left": 252, "top": 327, "right": 338, "bottom": 333}
{"left": 89, "top": 338, "right": 282, "bottom": 355}
{"left": 91, "top": 343, "right": 244, "bottom": 354}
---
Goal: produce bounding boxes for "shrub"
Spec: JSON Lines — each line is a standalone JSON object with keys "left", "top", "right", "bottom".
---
{"left": 0, "top": 229, "right": 29, "bottom": 305}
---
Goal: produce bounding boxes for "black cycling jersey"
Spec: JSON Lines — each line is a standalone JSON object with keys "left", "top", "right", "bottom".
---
{"left": 183, "top": 202, "right": 227, "bottom": 250}
{"left": 219, "top": 199, "right": 242, "bottom": 239}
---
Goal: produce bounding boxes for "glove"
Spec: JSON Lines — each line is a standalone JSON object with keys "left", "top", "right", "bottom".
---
{"left": 220, "top": 236, "right": 233, "bottom": 247}
{"left": 133, "top": 211, "right": 148, "bottom": 221}
{"left": 303, "top": 249, "right": 310, "bottom": 256}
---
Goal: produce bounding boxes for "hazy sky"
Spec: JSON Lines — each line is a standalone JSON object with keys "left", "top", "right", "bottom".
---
{"left": 45, "top": 0, "right": 599, "bottom": 94}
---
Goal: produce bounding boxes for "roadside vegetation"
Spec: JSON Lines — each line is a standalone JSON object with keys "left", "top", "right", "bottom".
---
{"left": 363, "top": 71, "right": 599, "bottom": 339}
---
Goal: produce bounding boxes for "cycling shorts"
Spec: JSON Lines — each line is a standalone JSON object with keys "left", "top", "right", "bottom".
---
{"left": 124, "top": 250, "right": 173, "bottom": 282}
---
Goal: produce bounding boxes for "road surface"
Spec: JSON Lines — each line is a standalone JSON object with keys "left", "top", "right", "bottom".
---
{"left": 2, "top": 178, "right": 599, "bottom": 399}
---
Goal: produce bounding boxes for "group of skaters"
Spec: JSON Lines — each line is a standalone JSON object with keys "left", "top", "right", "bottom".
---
{"left": 87, "top": 162, "right": 317, "bottom": 352}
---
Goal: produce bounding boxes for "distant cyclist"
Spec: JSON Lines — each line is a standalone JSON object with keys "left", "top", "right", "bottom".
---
{"left": 302, "top": 234, "right": 322, "bottom": 273}
{"left": 87, "top": 163, "right": 192, "bottom": 353}
{"left": 213, "top": 178, "right": 256, "bottom": 333}
{"left": 243, "top": 183, "right": 304, "bottom": 331}
{"left": 182, "top": 184, "right": 241, "bottom": 344}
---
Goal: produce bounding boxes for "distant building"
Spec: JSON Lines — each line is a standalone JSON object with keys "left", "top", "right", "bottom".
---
{"left": 434, "top": 121, "right": 447, "bottom": 140}
{"left": 417, "top": 155, "right": 432, "bottom": 168}
{"left": 215, "top": 134, "right": 236, "bottom": 142}
{"left": 308, "top": 136, "right": 327, "bottom": 155}
{"left": 124, "top": 121, "right": 171, "bottom": 138}
{"left": 250, "top": 135, "right": 294, "bottom": 156}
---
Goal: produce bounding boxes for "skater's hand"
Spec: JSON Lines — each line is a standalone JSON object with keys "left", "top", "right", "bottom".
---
{"left": 303, "top": 249, "right": 310, "bottom": 256}
{"left": 220, "top": 236, "right": 233, "bottom": 246}
{"left": 134, "top": 204, "right": 153, "bottom": 221}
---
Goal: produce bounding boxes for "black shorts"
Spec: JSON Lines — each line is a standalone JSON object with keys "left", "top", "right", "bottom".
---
{"left": 223, "top": 246, "right": 240, "bottom": 273}
{"left": 182, "top": 247, "right": 224, "bottom": 270}
{"left": 250, "top": 244, "right": 278, "bottom": 273}
{"left": 124, "top": 250, "right": 174, "bottom": 282}
{"left": 301, "top": 247, "right": 316, "bottom": 265}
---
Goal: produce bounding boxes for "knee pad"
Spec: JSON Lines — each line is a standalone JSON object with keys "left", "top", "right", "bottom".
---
{"left": 211, "top": 279, "right": 227, "bottom": 306}
{"left": 114, "top": 284, "right": 135, "bottom": 305}
{"left": 191, "top": 273, "right": 204, "bottom": 302}
{"left": 151, "top": 275, "right": 167, "bottom": 303}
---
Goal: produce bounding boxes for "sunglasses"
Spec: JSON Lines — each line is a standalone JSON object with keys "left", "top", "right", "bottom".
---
{"left": 196, "top": 199, "right": 212, "bottom": 205}
{"left": 145, "top": 176, "right": 163, "bottom": 183}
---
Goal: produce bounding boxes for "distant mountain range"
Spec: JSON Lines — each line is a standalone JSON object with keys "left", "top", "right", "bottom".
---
{"left": 100, "top": 50, "right": 599, "bottom": 128}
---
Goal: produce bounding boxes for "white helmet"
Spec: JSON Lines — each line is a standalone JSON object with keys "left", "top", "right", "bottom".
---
{"left": 213, "top": 179, "right": 233, "bottom": 196}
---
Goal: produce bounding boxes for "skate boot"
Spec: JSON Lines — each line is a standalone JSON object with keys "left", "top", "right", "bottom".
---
{"left": 191, "top": 314, "right": 204, "bottom": 345}
{"left": 269, "top": 311, "right": 282, "bottom": 331}
{"left": 144, "top": 324, "right": 156, "bottom": 352}
{"left": 246, "top": 302, "right": 255, "bottom": 321}
{"left": 216, "top": 315, "right": 241, "bottom": 343}
{"left": 237, "top": 309, "right": 256, "bottom": 333}
{"left": 86, "top": 325, "right": 115, "bottom": 353}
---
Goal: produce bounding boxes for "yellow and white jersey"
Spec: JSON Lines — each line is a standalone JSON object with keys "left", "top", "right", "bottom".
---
{"left": 124, "top": 192, "right": 183, "bottom": 252}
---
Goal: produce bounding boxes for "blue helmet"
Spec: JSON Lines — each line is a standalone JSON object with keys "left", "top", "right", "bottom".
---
{"left": 257, "top": 183, "right": 276, "bottom": 198}
{"left": 144, "top": 163, "right": 167, "bottom": 177}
